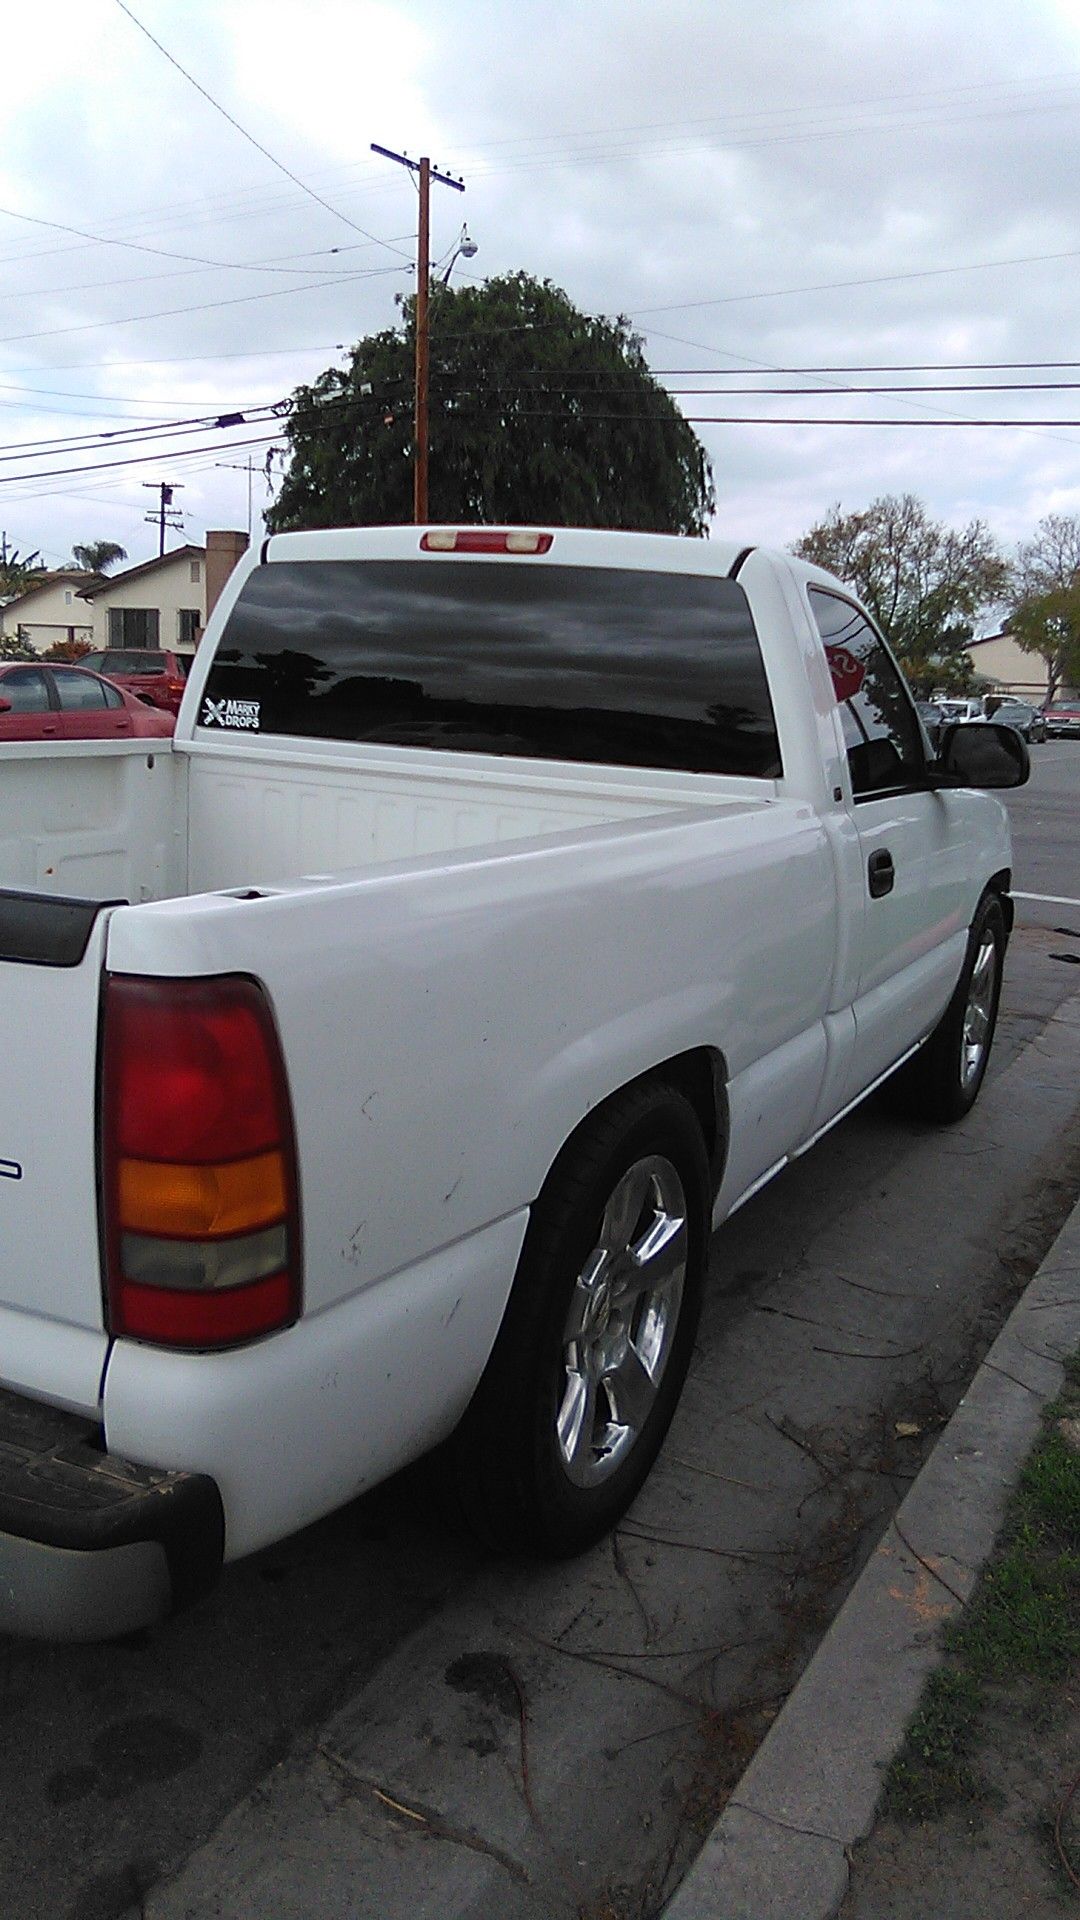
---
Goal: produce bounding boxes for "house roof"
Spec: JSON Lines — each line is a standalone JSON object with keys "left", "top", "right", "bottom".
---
{"left": 2, "top": 568, "right": 104, "bottom": 611}
{"left": 76, "top": 544, "right": 205, "bottom": 601}
{"left": 967, "top": 632, "right": 1010, "bottom": 650}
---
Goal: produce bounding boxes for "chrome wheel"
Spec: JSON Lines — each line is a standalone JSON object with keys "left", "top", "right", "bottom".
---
{"left": 556, "top": 1154, "right": 687, "bottom": 1489}
{"left": 960, "top": 931, "right": 998, "bottom": 1090}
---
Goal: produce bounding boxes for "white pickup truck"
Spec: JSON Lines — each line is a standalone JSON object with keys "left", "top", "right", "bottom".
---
{"left": 0, "top": 525, "right": 1028, "bottom": 1640}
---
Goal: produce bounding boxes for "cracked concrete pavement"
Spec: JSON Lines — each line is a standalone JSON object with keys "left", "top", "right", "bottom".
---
{"left": 92, "top": 951, "right": 1080, "bottom": 1920}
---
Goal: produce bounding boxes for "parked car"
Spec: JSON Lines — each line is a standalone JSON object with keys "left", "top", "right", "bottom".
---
{"left": 914, "top": 700, "right": 946, "bottom": 751}
{"left": 1040, "top": 699, "right": 1080, "bottom": 738}
{"left": 933, "top": 697, "right": 987, "bottom": 726}
{"left": 0, "top": 661, "right": 174, "bottom": 740}
{"left": 80, "top": 647, "right": 191, "bottom": 715}
{"left": 984, "top": 698, "right": 1046, "bottom": 743}
{"left": 0, "top": 526, "right": 1028, "bottom": 1638}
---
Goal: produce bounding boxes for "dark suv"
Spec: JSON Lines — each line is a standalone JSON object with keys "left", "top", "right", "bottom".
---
{"left": 81, "top": 648, "right": 191, "bottom": 715}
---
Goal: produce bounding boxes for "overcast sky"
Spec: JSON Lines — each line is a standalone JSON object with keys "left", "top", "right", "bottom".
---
{"left": 3, "top": 0, "right": 1080, "bottom": 579}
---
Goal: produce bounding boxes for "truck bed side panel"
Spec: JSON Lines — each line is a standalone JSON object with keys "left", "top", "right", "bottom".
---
{"left": 104, "top": 801, "right": 837, "bottom": 1318}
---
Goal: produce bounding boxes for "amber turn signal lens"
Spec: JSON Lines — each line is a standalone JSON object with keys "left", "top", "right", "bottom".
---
{"left": 117, "top": 1150, "right": 288, "bottom": 1238}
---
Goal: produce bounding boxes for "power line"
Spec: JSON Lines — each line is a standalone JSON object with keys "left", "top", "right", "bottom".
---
{"left": 0, "top": 405, "right": 284, "bottom": 465}
{"left": 0, "top": 197, "right": 403, "bottom": 279}
{"left": 424, "top": 377, "right": 1080, "bottom": 397}
{"left": 643, "top": 323, "right": 1080, "bottom": 452}
{"left": 0, "top": 267, "right": 401, "bottom": 350}
{"left": 450, "top": 68, "right": 1080, "bottom": 162}
{"left": 113, "top": 0, "right": 413, "bottom": 262}
{"left": 0, "top": 431, "right": 282, "bottom": 487}
{"left": 646, "top": 360, "right": 1080, "bottom": 375}
{"left": 0, "top": 343, "right": 350, "bottom": 378}
{"left": 0, "top": 165, "right": 392, "bottom": 272}
{"left": 1, "top": 67, "right": 1074, "bottom": 278}
{"left": 627, "top": 248, "right": 1080, "bottom": 322}
{"left": 0, "top": 236, "right": 414, "bottom": 307}
{"left": 10, "top": 398, "right": 1080, "bottom": 498}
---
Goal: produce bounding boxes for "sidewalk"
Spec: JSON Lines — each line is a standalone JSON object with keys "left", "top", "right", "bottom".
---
{"left": 663, "top": 1179, "right": 1080, "bottom": 1920}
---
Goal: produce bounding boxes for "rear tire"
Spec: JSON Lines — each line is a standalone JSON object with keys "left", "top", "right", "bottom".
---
{"left": 884, "top": 893, "right": 1007, "bottom": 1124}
{"left": 445, "top": 1082, "right": 711, "bottom": 1557}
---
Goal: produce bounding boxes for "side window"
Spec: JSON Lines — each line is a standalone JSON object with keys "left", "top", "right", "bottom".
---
{"left": 52, "top": 668, "right": 107, "bottom": 710}
{"left": 808, "top": 590, "right": 924, "bottom": 797}
{"left": 1, "top": 667, "right": 50, "bottom": 712}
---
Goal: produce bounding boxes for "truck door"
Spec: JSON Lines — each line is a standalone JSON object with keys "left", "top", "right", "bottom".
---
{"left": 807, "top": 588, "right": 970, "bottom": 1104}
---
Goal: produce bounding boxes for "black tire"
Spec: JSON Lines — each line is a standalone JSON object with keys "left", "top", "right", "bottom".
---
{"left": 444, "top": 1082, "right": 712, "bottom": 1557}
{"left": 884, "top": 892, "right": 1007, "bottom": 1124}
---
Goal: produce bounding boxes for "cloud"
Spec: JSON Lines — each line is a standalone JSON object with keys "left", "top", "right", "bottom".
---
{"left": 3, "top": 0, "right": 1080, "bottom": 565}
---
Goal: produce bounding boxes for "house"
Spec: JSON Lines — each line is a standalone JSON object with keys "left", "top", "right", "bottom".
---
{"left": 0, "top": 569, "right": 102, "bottom": 651}
{"left": 964, "top": 630, "right": 1061, "bottom": 701}
{"left": 75, "top": 531, "right": 249, "bottom": 653}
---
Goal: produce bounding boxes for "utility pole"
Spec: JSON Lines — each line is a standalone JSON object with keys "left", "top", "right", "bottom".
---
{"left": 216, "top": 458, "right": 255, "bottom": 536}
{"left": 143, "top": 480, "right": 183, "bottom": 556}
{"left": 371, "top": 143, "right": 465, "bottom": 522}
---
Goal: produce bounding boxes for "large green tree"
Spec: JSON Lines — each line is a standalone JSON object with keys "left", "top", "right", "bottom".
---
{"left": 267, "top": 272, "right": 714, "bottom": 535}
{"left": 793, "top": 494, "right": 1008, "bottom": 692}
{"left": 1008, "top": 513, "right": 1080, "bottom": 699}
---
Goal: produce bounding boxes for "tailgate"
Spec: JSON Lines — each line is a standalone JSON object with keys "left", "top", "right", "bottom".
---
{"left": 0, "top": 892, "right": 115, "bottom": 1416}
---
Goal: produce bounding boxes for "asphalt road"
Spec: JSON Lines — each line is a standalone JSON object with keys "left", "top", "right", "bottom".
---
{"left": 2, "top": 756, "right": 1079, "bottom": 1920}
{"left": 1002, "top": 735, "right": 1080, "bottom": 926}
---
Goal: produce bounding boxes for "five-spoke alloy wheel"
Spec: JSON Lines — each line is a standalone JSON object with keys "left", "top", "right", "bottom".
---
{"left": 884, "top": 891, "right": 1007, "bottom": 1124}
{"left": 446, "top": 1082, "right": 711, "bottom": 1556}
{"left": 557, "top": 1154, "right": 688, "bottom": 1489}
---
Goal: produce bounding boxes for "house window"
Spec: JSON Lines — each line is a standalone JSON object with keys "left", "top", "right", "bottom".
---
{"left": 178, "top": 608, "right": 200, "bottom": 646}
{"left": 190, "top": 561, "right": 201, "bottom": 584}
{"left": 64, "top": 590, "right": 73, "bottom": 605}
{"left": 108, "top": 606, "right": 160, "bottom": 648}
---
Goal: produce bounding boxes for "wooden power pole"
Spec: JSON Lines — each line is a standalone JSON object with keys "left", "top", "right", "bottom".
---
{"left": 371, "top": 144, "right": 465, "bottom": 522}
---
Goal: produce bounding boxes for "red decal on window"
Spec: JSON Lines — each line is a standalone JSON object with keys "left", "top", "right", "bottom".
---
{"left": 825, "top": 643, "right": 865, "bottom": 704}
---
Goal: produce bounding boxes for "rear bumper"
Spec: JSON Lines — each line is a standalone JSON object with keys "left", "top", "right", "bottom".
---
{"left": 0, "top": 1385, "right": 224, "bottom": 1641}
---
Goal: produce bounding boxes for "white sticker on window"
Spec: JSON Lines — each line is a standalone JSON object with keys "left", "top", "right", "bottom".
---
{"left": 202, "top": 697, "right": 261, "bottom": 730}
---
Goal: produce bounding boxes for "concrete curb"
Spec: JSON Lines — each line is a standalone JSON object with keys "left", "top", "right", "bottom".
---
{"left": 663, "top": 1187, "right": 1080, "bottom": 1920}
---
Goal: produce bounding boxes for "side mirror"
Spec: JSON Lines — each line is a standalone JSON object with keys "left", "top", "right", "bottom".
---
{"left": 936, "top": 721, "right": 1030, "bottom": 789}
{"left": 0, "top": 697, "right": 11, "bottom": 714}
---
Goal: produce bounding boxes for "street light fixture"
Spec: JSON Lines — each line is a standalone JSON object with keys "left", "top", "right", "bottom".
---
{"left": 441, "top": 226, "right": 478, "bottom": 284}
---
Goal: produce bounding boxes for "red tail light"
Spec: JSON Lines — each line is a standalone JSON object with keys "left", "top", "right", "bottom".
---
{"left": 101, "top": 975, "right": 301, "bottom": 1348}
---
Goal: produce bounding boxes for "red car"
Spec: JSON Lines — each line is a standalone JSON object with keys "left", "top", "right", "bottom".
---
{"left": 1041, "top": 699, "right": 1080, "bottom": 739}
{"left": 81, "top": 647, "right": 190, "bottom": 715}
{"left": 0, "top": 661, "right": 174, "bottom": 740}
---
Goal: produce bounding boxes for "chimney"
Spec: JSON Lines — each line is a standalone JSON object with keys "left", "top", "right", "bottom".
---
{"left": 205, "top": 530, "right": 249, "bottom": 624}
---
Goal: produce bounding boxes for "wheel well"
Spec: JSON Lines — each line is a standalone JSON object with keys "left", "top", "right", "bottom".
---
{"left": 540, "top": 1048, "right": 728, "bottom": 1206}
{"left": 986, "top": 867, "right": 1014, "bottom": 934}
{"left": 652, "top": 1048, "right": 728, "bottom": 1185}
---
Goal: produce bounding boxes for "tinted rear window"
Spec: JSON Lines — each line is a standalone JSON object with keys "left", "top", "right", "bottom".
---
{"left": 105, "top": 651, "right": 165, "bottom": 674}
{"left": 198, "top": 561, "right": 782, "bottom": 778}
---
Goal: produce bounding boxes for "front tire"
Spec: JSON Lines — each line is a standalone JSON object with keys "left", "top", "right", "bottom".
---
{"left": 885, "top": 893, "right": 1007, "bottom": 1124}
{"left": 445, "top": 1082, "right": 711, "bottom": 1557}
